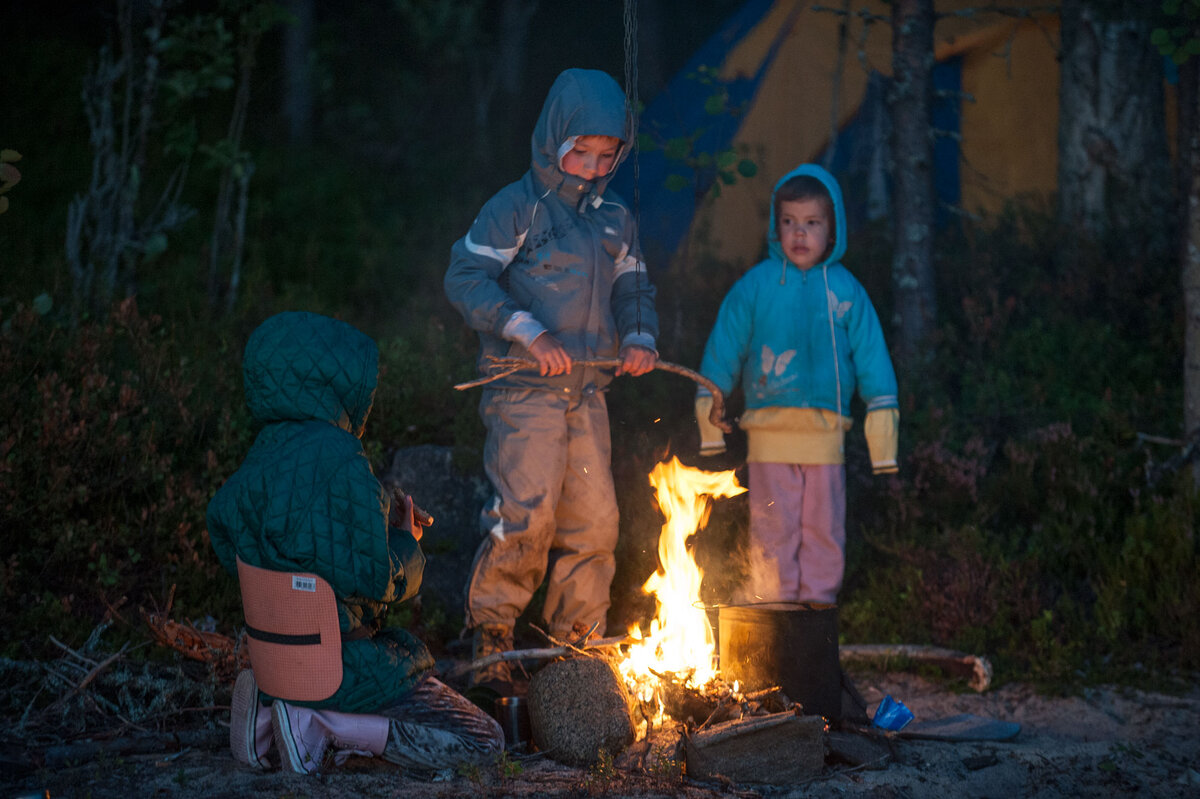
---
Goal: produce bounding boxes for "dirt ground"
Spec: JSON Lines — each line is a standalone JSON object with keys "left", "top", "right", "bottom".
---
{"left": 4, "top": 665, "right": 1199, "bottom": 799}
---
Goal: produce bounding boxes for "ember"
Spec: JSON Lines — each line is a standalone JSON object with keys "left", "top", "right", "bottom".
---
{"left": 618, "top": 457, "right": 746, "bottom": 730}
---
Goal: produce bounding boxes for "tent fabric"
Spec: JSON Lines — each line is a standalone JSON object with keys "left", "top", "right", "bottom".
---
{"left": 614, "top": 1, "right": 1063, "bottom": 271}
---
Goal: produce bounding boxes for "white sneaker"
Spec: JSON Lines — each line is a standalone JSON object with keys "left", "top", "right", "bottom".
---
{"left": 271, "top": 701, "right": 331, "bottom": 774}
{"left": 229, "top": 670, "right": 273, "bottom": 769}
{"left": 270, "top": 700, "right": 390, "bottom": 774}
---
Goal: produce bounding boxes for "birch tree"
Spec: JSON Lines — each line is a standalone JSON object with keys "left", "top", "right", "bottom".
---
{"left": 1057, "top": 0, "right": 1172, "bottom": 266}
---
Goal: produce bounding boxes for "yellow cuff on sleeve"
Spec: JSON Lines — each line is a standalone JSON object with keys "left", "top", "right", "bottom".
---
{"left": 695, "top": 395, "right": 726, "bottom": 455}
{"left": 865, "top": 408, "right": 899, "bottom": 474}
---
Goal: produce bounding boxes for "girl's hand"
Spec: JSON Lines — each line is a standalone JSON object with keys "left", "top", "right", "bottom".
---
{"left": 616, "top": 345, "right": 657, "bottom": 376}
{"left": 529, "top": 333, "right": 572, "bottom": 376}
{"left": 389, "top": 493, "right": 427, "bottom": 541}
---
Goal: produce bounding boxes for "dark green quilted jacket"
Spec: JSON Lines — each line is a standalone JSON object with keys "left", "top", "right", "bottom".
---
{"left": 206, "top": 311, "right": 434, "bottom": 712}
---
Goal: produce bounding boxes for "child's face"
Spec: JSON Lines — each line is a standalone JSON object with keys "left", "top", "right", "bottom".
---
{"left": 777, "top": 198, "right": 832, "bottom": 270}
{"left": 560, "top": 135, "right": 621, "bottom": 181}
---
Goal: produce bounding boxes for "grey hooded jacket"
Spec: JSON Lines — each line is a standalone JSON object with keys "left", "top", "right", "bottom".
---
{"left": 444, "top": 68, "right": 658, "bottom": 394}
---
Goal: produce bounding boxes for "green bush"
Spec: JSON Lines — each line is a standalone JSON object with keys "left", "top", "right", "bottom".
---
{"left": 839, "top": 209, "right": 1198, "bottom": 683}
{"left": 0, "top": 298, "right": 250, "bottom": 657}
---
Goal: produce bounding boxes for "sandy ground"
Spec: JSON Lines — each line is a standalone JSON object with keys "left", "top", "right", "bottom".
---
{"left": 5, "top": 666, "right": 1199, "bottom": 799}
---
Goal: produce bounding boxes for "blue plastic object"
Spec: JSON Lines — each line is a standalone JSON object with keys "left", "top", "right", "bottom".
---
{"left": 873, "top": 694, "right": 915, "bottom": 731}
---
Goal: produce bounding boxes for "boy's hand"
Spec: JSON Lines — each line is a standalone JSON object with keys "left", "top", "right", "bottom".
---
{"left": 529, "top": 333, "right": 572, "bottom": 376}
{"left": 616, "top": 345, "right": 657, "bottom": 376}
{"left": 709, "top": 401, "right": 734, "bottom": 435}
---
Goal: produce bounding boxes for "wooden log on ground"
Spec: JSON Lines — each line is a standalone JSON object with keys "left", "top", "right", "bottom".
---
{"left": 839, "top": 643, "right": 993, "bottom": 692}
{"left": 527, "top": 656, "right": 636, "bottom": 767}
{"left": 684, "top": 710, "right": 825, "bottom": 785}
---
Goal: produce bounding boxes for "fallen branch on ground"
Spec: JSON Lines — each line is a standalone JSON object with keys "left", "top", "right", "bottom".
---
{"left": 839, "top": 643, "right": 992, "bottom": 692}
{"left": 142, "top": 604, "right": 248, "bottom": 681}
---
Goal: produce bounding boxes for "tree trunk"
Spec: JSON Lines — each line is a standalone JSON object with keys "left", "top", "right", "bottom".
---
{"left": 888, "top": 0, "right": 936, "bottom": 365}
{"left": 1057, "top": 0, "right": 1172, "bottom": 264}
{"left": 636, "top": 0, "right": 665, "bottom": 99}
{"left": 1182, "top": 55, "right": 1200, "bottom": 484}
{"left": 281, "top": 0, "right": 314, "bottom": 145}
{"left": 473, "top": 0, "right": 536, "bottom": 165}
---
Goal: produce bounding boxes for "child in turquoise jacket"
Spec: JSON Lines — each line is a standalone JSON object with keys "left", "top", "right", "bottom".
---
{"left": 696, "top": 164, "right": 898, "bottom": 604}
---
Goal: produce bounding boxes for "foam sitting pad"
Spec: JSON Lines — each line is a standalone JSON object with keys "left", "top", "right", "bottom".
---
{"left": 237, "top": 557, "right": 343, "bottom": 702}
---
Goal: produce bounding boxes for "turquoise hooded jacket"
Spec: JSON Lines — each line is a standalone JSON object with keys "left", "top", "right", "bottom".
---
{"left": 698, "top": 165, "right": 898, "bottom": 467}
{"left": 206, "top": 311, "right": 433, "bottom": 712}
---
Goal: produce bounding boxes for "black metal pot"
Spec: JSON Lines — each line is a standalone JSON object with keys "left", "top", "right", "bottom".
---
{"left": 718, "top": 602, "right": 840, "bottom": 723}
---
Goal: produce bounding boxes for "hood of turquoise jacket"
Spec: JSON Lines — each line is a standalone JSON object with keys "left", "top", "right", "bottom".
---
{"left": 243, "top": 311, "right": 379, "bottom": 439}
{"left": 766, "top": 164, "right": 848, "bottom": 278}
{"left": 530, "top": 68, "right": 631, "bottom": 208}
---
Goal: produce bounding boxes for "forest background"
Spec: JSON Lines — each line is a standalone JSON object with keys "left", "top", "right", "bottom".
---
{"left": 2, "top": 0, "right": 1198, "bottom": 697}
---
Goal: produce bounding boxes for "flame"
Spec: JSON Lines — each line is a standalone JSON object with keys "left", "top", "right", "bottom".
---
{"left": 619, "top": 456, "right": 746, "bottom": 725}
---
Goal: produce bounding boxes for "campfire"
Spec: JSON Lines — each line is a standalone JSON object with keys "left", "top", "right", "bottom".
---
{"left": 617, "top": 456, "right": 746, "bottom": 730}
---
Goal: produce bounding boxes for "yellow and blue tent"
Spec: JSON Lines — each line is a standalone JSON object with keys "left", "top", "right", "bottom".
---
{"left": 616, "top": 0, "right": 1073, "bottom": 269}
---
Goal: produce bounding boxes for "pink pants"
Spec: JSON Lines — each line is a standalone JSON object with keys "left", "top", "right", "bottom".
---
{"left": 741, "top": 462, "right": 846, "bottom": 604}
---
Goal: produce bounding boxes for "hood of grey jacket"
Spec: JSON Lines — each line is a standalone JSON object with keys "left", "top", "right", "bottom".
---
{"left": 530, "top": 68, "right": 631, "bottom": 209}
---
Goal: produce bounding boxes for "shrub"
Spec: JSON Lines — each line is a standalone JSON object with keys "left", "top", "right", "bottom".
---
{"left": 0, "top": 298, "right": 249, "bottom": 656}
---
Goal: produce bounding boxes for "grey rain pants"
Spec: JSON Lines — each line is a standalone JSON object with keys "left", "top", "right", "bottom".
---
{"left": 464, "top": 387, "right": 619, "bottom": 638}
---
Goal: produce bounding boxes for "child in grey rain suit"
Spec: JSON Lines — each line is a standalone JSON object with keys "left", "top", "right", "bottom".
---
{"left": 444, "top": 68, "right": 659, "bottom": 691}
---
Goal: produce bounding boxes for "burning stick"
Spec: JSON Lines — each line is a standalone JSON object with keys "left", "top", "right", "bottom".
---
{"left": 387, "top": 485, "right": 434, "bottom": 527}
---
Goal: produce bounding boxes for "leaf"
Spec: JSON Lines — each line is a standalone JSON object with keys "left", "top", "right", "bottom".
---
{"left": 0, "top": 196, "right": 8, "bottom": 215}
{"left": 143, "top": 232, "right": 169, "bottom": 260}
{"left": 664, "top": 137, "right": 690, "bottom": 161}
{"left": 665, "top": 174, "right": 690, "bottom": 192}
{"left": 737, "top": 159, "right": 758, "bottom": 178}
{"left": 704, "top": 93, "right": 726, "bottom": 116}
{"left": 33, "top": 293, "right": 54, "bottom": 316}
{"left": 0, "top": 149, "right": 21, "bottom": 163}
{"left": 716, "top": 149, "right": 738, "bottom": 169}
{"left": 0, "top": 162, "right": 21, "bottom": 191}
{"left": 719, "top": 170, "right": 737, "bottom": 185}
{"left": 636, "top": 133, "right": 655, "bottom": 151}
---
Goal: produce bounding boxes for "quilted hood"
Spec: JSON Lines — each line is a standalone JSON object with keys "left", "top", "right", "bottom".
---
{"left": 242, "top": 311, "right": 378, "bottom": 438}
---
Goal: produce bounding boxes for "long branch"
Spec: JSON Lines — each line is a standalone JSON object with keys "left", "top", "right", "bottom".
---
{"left": 444, "top": 634, "right": 632, "bottom": 680}
{"left": 454, "top": 356, "right": 727, "bottom": 423}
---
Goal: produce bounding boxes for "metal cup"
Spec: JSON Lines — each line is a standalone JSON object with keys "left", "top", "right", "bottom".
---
{"left": 494, "top": 695, "right": 530, "bottom": 748}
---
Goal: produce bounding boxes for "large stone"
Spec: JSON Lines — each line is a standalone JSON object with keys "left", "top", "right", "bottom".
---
{"left": 527, "top": 657, "right": 636, "bottom": 767}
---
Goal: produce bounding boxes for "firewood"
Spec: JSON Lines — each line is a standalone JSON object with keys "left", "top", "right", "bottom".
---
{"left": 685, "top": 710, "right": 826, "bottom": 784}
